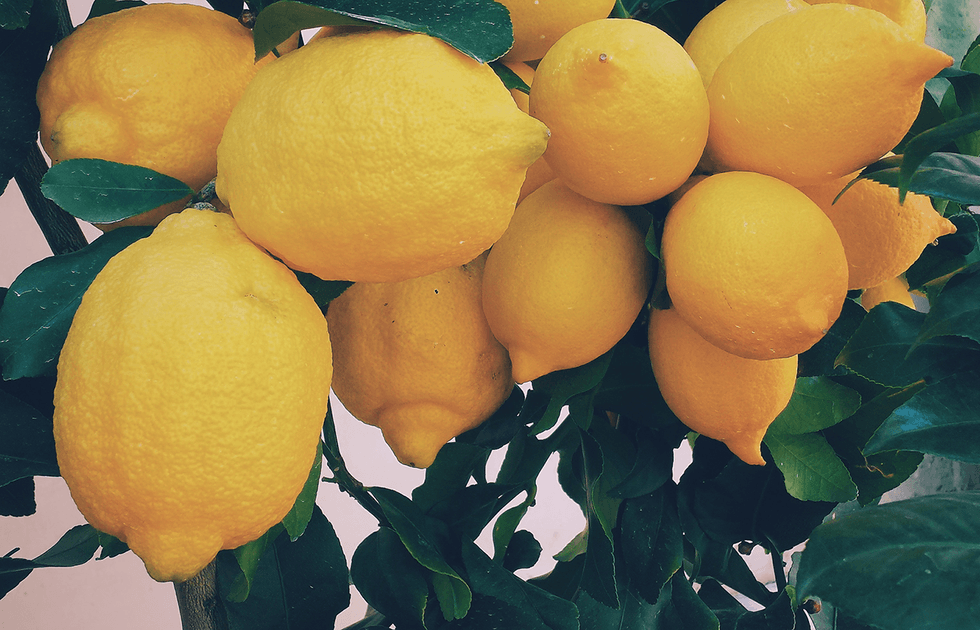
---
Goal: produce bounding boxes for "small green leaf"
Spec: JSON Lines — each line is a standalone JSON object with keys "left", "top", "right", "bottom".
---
{"left": 0, "top": 388, "right": 58, "bottom": 485}
{"left": 530, "top": 351, "right": 613, "bottom": 435}
{"left": 797, "top": 492, "right": 980, "bottom": 630}
{"left": 32, "top": 524, "right": 100, "bottom": 567}
{"left": 916, "top": 262, "right": 980, "bottom": 346}
{"left": 490, "top": 60, "right": 530, "bottom": 94}
{"left": 40, "top": 159, "right": 193, "bottom": 223}
{"left": 281, "top": 441, "right": 322, "bottom": 541}
{"left": 0, "top": 226, "right": 153, "bottom": 379}
{"left": 95, "top": 531, "right": 129, "bottom": 559}
{"left": 492, "top": 486, "right": 537, "bottom": 563}
{"left": 767, "top": 377, "right": 862, "bottom": 435}
{"left": 764, "top": 432, "right": 858, "bottom": 503}
{"left": 501, "top": 529, "right": 541, "bottom": 572}
{"left": 253, "top": 0, "right": 514, "bottom": 63}
{"left": 864, "top": 371, "right": 980, "bottom": 464}
{"left": 349, "top": 527, "right": 429, "bottom": 626}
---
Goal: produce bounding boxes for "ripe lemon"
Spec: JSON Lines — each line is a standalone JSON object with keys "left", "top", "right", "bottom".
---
{"left": 861, "top": 276, "right": 916, "bottom": 310}
{"left": 216, "top": 28, "right": 549, "bottom": 283}
{"left": 529, "top": 18, "right": 709, "bottom": 206}
{"left": 36, "top": 3, "right": 260, "bottom": 228}
{"left": 806, "top": 0, "right": 927, "bottom": 41}
{"left": 482, "top": 180, "right": 653, "bottom": 384}
{"left": 661, "top": 171, "right": 848, "bottom": 360}
{"left": 797, "top": 172, "right": 957, "bottom": 289}
{"left": 498, "top": 0, "right": 617, "bottom": 62}
{"left": 648, "top": 307, "right": 798, "bottom": 466}
{"left": 326, "top": 253, "right": 512, "bottom": 469}
{"left": 502, "top": 60, "right": 558, "bottom": 203}
{"left": 53, "top": 209, "right": 332, "bottom": 583}
{"left": 704, "top": 4, "right": 952, "bottom": 186}
{"left": 683, "top": 0, "right": 810, "bottom": 89}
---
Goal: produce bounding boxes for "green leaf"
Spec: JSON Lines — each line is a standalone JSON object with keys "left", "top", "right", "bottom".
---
{"left": 459, "top": 540, "right": 580, "bottom": 630}
{"left": 349, "top": 527, "right": 429, "bottom": 626}
{"left": 412, "top": 441, "right": 489, "bottom": 513}
{"left": 938, "top": 69, "right": 980, "bottom": 156}
{"left": 835, "top": 301, "right": 980, "bottom": 387}
{"left": 0, "top": 0, "right": 57, "bottom": 192}
{"left": 619, "top": 484, "right": 684, "bottom": 606}
{"left": 530, "top": 351, "right": 614, "bottom": 435}
{"left": 730, "top": 587, "right": 796, "bottom": 630}
{"left": 798, "top": 298, "right": 867, "bottom": 378}
{"left": 369, "top": 486, "right": 471, "bottom": 620}
{"left": 0, "top": 477, "right": 35, "bottom": 516}
{"left": 593, "top": 341, "right": 682, "bottom": 434}
{"left": 32, "top": 524, "right": 100, "bottom": 567}
{"left": 797, "top": 492, "right": 980, "bottom": 630}
{"left": 501, "top": 529, "right": 541, "bottom": 572}
{"left": 226, "top": 525, "right": 284, "bottom": 603}
{"left": 86, "top": 0, "right": 146, "bottom": 19}
{"left": 897, "top": 112, "right": 980, "bottom": 200}
{"left": 252, "top": 0, "right": 514, "bottom": 63}
{"left": 860, "top": 151, "right": 980, "bottom": 205}
{"left": 864, "top": 371, "right": 980, "bottom": 464}
{"left": 490, "top": 60, "right": 530, "bottom": 94}
{"left": 0, "top": 388, "right": 58, "bottom": 485}
{"left": 607, "top": 430, "right": 673, "bottom": 499}
{"left": 492, "top": 485, "right": 537, "bottom": 564}
{"left": 40, "top": 159, "right": 193, "bottom": 223}
{"left": 906, "top": 212, "right": 980, "bottom": 291}
{"left": 281, "top": 441, "right": 322, "bottom": 541}
{"left": 0, "top": 226, "right": 153, "bottom": 379}
{"left": 767, "top": 377, "right": 862, "bottom": 435}
{"left": 218, "top": 506, "right": 350, "bottom": 629}
{"left": 427, "top": 481, "right": 526, "bottom": 542}
{"left": 95, "top": 531, "right": 129, "bottom": 559}
{"left": 916, "top": 262, "right": 980, "bottom": 346}
{"left": 293, "top": 272, "right": 350, "bottom": 313}
{"left": 763, "top": 432, "right": 858, "bottom": 503}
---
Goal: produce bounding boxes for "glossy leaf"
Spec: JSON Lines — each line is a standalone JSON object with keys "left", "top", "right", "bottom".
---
{"left": 0, "top": 226, "right": 152, "bottom": 379}
{"left": 619, "top": 484, "right": 684, "bottom": 606}
{"left": 0, "top": 388, "right": 58, "bottom": 485}
{"left": 0, "top": 0, "right": 57, "bottom": 192}
{"left": 281, "top": 441, "right": 322, "bottom": 541}
{"left": 763, "top": 432, "right": 858, "bottom": 503}
{"left": 292, "top": 272, "right": 350, "bottom": 314}
{"left": 492, "top": 486, "right": 537, "bottom": 564}
{"left": 607, "top": 430, "right": 673, "bottom": 499}
{"left": 897, "top": 111, "right": 980, "bottom": 201}
{"left": 349, "top": 528, "right": 429, "bottom": 626}
{"left": 252, "top": 0, "right": 513, "bottom": 62}
{"left": 859, "top": 151, "right": 980, "bottom": 205}
{"left": 40, "top": 159, "right": 193, "bottom": 223}
{"left": 767, "top": 377, "right": 862, "bottom": 435}
{"left": 490, "top": 60, "right": 529, "bottom": 94}
{"left": 797, "top": 492, "right": 980, "bottom": 630}
{"left": 501, "top": 529, "right": 541, "bottom": 573}
{"left": 529, "top": 351, "right": 613, "bottom": 435}
{"left": 87, "top": 0, "right": 146, "bottom": 19}
{"left": 906, "top": 212, "right": 980, "bottom": 291}
{"left": 226, "top": 525, "right": 284, "bottom": 603}
{"left": 1, "top": 524, "right": 104, "bottom": 597}
{"left": 915, "top": 262, "right": 980, "bottom": 346}
{"left": 412, "top": 441, "right": 489, "bottom": 513}
{"left": 797, "top": 298, "right": 866, "bottom": 378}
{"left": 864, "top": 371, "right": 980, "bottom": 463}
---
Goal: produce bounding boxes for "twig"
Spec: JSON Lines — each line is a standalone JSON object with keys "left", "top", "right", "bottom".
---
{"left": 321, "top": 403, "right": 390, "bottom": 526}
{"left": 173, "top": 560, "right": 230, "bottom": 630}
{"left": 14, "top": 142, "right": 88, "bottom": 255}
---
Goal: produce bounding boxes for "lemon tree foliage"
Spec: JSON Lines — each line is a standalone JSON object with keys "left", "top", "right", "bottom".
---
{"left": 1, "top": 0, "right": 980, "bottom": 629}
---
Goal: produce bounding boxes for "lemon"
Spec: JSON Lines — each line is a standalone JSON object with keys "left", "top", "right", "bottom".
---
{"left": 326, "top": 253, "right": 512, "bottom": 469}
{"left": 217, "top": 28, "right": 549, "bottom": 283}
{"left": 482, "top": 180, "right": 653, "bottom": 383}
{"left": 530, "top": 18, "right": 709, "bottom": 206}
{"left": 661, "top": 171, "right": 849, "bottom": 360}
{"left": 36, "top": 3, "right": 260, "bottom": 228}
{"left": 498, "top": 0, "right": 617, "bottom": 62}
{"left": 704, "top": 4, "right": 952, "bottom": 186}
{"left": 683, "top": 0, "right": 809, "bottom": 89}
{"left": 861, "top": 276, "right": 916, "bottom": 310}
{"left": 502, "top": 60, "right": 558, "bottom": 204}
{"left": 797, "top": 171, "right": 957, "bottom": 289}
{"left": 53, "top": 210, "right": 332, "bottom": 583}
{"left": 648, "top": 307, "right": 798, "bottom": 466}
{"left": 806, "top": 0, "right": 927, "bottom": 41}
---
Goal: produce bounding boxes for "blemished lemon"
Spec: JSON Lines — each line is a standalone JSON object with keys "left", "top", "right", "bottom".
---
{"left": 53, "top": 209, "right": 332, "bottom": 583}
{"left": 217, "top": 28, "right": 549, "bottom": 283}
{"left": 661, "top": 171, "right": 849, "bottom": 360}
{"left": 797, "top": 171, "right": 956, "bottom": 289}
{"left": 36, "top": 3, "right": 260, "bottom": 228}
{"left": 529, "top": 18, "right": 708, "bottom": 206}
{"left": 648, "top": 307, "right": 798, "bottom": 466}
{"left": 806, "top": 0, "right": 927, "bottom": 41}
{"left": 498, "top": 0, "right": 617, "bottom": 62}
{"left": 704, "top": 4, "right": 952, "bottom": 186}
{"left": 327, "top": 253, "right": 512, "bottom": 469}
{"left": 861, "top": 276, "right": 917, "bottom": 310}
{"left": 684, "top": 0, "right": 810, "bottom": 89}
{"left": 482, "top": 180, "right": 653, "bottom": 384}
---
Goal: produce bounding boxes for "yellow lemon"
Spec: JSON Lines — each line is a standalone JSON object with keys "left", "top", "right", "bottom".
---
{"left": 530, "top": 18, "right": 709, "bottom": 205}
{"left": 326, "top": 253, "right": 512, "bottom": 469}
{"left": 36, "top": 3, "right": 260, "bottom": 228}
{"left": 53, "top": 209, "right": 332, "bottom": 582}
{"left": 648, "top": 307, "right": 798, "bottom": 466}
{"left": 861, "top": 276, "right": 917, "bottom": 310}
{"left": 498, "top": 0, "right": 617, "bottom": 62}
{"left": 704, "top": 4, "right": 952, "bottom": 186}
{"left": 482, "top": 180, "right": 653, "bottom": 383}
{"left": 217, "top": 28, "right": 549, "bottom": 283}
{"left": 661, "top": 171, "right": 849, "bottom": 360}
{"left": 502, "top": 60, "right": 558, "bottom": 203}
{"left": 807, "top": 0, "right": 927, "bottom": 41}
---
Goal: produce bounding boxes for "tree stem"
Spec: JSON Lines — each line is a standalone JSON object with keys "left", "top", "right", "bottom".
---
{"left": 174, "top": 560, "right": 229, "bottom": 630}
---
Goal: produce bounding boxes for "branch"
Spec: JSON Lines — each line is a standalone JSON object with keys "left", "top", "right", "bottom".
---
{"left": 14, "top": 142, "right": 88, "bottom": 255}
{"left": 173, "top": 560, "right": 229, "bottom": 630}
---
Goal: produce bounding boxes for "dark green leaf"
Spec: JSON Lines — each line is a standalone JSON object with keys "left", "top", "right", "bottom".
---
{"left": 490, "top": 60, "right": 529, "bottom": 94}
{"left": 32, "top": 524, "right": 100, "bottom": 567}
{"left": 460, "top": 540, "right": 579, "bottom": 630}
{"left": 412, "top": 441, "right": 488, "bottom": 513}
{"left": 427, "top": 481, "right": 526, "bottom": 541}
{"left": 577, "top": 431, "right": 620, "bottom": 609}
{"left": 206, "top": 0, "right": 243, "bottom": 18}
{"left": 218, "top": 506, "right": 350, "bottom": 629}
{"left": 226, "top": 525, "right": 284, "bottom": 603}
{"left": 860, "top": 152, "right": 980, "bottom": 205}
{"left": 798, "top": 299, "right": 866, "bottom": 378}
{"left": 281, "top": 441, "right": 322, "bottom": 541}
{"left": 732, "top": 588, "right": 795, "bottom": 630}
{"left": 456, "top": 384, "right": 526, "bottom": 451}
{"left": 916, "top": 262, "right": 980, "bottom": 346}
{"left": 492, "top": 485, "right": 537, "bottom": 564}
{"left": 619, "top": 484, "right": 684, "bottom": 606}
{"left": 0, "top": 0, "right": 57, "bottom": 192}
{"left": 0, "top": 388, "right": 58, "bottom": 485}
{"left": 906, "top": 212, "right": 980, "bottom": 291}
{"left": 0, "top": 556, "right": 33, "bottom": 599}
{"left": 659, "top": 572, "right": 720, "bottom": 630}
{"left": 850, "top": 450, "right": 924, "bottom": 507}
{"left": 835, "top": 301, "right": 980, "bottom": 387}
{"left": 896, "top": 89, "right": 951, "bottom": 155}
{"left": 527, "top": 554, "right": 585, "bottom": 602}
{"left": 767, "top": 377, "right": 862, "bottom": 435}
{"left": 501, "top": 529, "right": 541, "bottom": 572}
{"left": 369, "top": 486, "right": 471, "bottom": 620}
{"left": 529, "top": 351, "right": 613, "bottom": 435}
{"left": 87, "top": 0, "right": 146, "bottom": 19}
{"left": 898, "top": 112, "right": 980, "bottom": 200}
{"left": 864, "top": 371, "right": 980, "bottom": 464}
{"left": 594, "top": 341, "right": 683, "bottom": 434}
{"left": 938, "top": 69, "right": 980, "bottom": 156}
{"left": 0, "top": 226, "right": 153, "bottom": 379}
{"left": 573, "top": 568, "right": 655, "bottom": 630}
{"left": 0, "top": 477, "right": 35, "bottom": 516}
{"left": 40, "top": 159, "right": 193, "bottom": 223}
{"left": 797, "top": 492, "right": 980, "bottom": 630}
{"left": 294, "top": 272, "right": 350, "bottom": 313}
{"left": 607, "top": 430, "right": 673, "bottom": 499}
{"left": 252, "top": 0, "right": 513, "bottom": 63}
{"left": 349, "top": 528, "right": 428, "bottom": 627}
{"left": 763, "top": 432, "right": 858, "bottom": 503}
{"left": 95, "top": 530, "right": 129, "bottom": 559}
